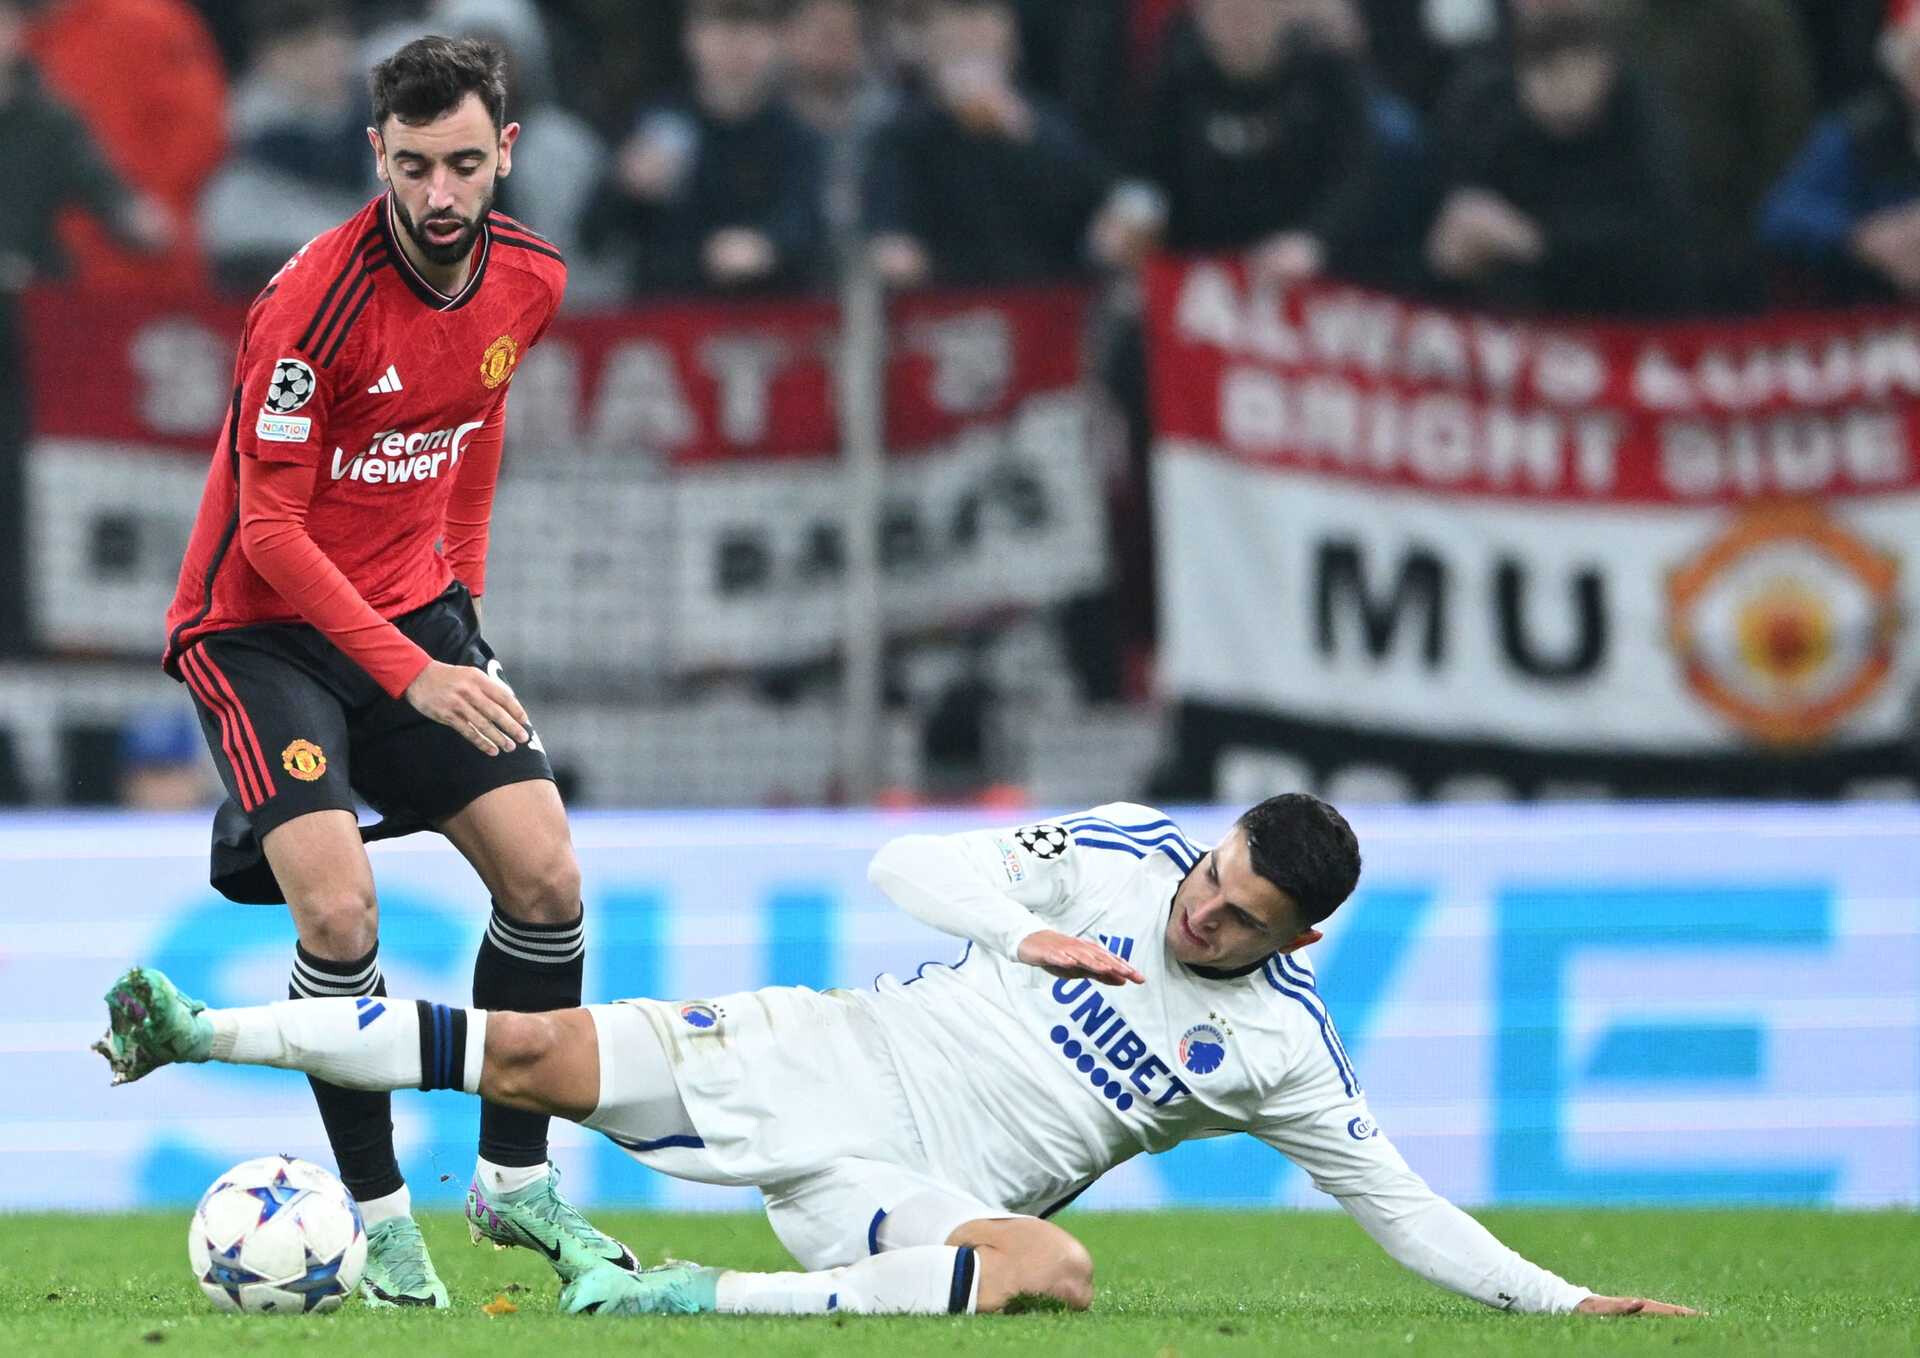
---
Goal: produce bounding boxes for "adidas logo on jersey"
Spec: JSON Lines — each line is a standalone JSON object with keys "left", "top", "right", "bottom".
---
{"left": 367, "top": 364, "right": 404, "bottom": 395}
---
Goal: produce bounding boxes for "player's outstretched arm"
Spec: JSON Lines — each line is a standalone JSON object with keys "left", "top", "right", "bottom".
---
{"left": 1336, "top": 1178, "right": 1701, "bottom": 1317}
{"left": 1257, "top": 1113, "right": 1700, "bottom": 1317}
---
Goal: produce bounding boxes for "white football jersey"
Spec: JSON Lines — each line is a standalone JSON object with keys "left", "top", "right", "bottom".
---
{"left": 857, "top": 802, "right": 1413, "bottom": 1217}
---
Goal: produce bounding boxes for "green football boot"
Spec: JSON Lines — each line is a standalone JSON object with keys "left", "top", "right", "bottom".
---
{"left": 92, "top": 966, "right": 213, "bottom": 1084}
{"left": 559, "top": 1261, "right": 722, "bottom": 1316}
{"left": 359, "top": 1216, "right": 450, "bottom": 1309}
{"left": 465, "top": 1164, "right": 640, "bottom": 1282}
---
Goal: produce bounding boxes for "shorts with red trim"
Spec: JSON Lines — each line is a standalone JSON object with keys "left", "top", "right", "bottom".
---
{"left": 177, "top": 581, "right": 554, "bottom": 904}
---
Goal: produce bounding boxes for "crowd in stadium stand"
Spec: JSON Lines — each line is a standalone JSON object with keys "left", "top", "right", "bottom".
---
{"left": 0, "top": 0, "right": 1913, "bottom": 314}
{"left": 0, "top": 0, "right": 1914, "bottom": 805}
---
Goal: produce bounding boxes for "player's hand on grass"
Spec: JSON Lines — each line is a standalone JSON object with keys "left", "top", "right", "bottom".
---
{"left": 1017, "top": 930, "right": 1146, "bottom": 986}
{"left": 1574, "top": 1294, "right": 1701, "bottom": 1317}
{"left": 404, "top": 660, "right": 530, "bottom": 756}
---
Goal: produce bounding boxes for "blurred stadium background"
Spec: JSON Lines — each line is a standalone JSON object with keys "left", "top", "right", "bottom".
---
{"left": 0, "top": 0, "right": 1916, "bottom": 1226}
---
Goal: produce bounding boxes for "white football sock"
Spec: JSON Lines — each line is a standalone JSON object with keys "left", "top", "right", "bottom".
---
{"left": 208, "top": 997, "right": 484, "bottom": 1094}
{"left": 715, "top": 1245, "right": 979, "bottom": 1316}
{"left": 475, "top": 1158, "right": 550, "bottom": 1195}
{"left": 356, "top": 1183, "right": 412, "bottom": 1227}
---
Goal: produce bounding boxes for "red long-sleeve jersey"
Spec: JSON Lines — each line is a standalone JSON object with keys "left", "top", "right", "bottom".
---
{"left": 164, "top": 194, "right": 565, "bottom": 697}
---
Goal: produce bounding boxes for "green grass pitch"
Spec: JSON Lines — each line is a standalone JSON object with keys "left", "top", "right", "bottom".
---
{"left": 3, "top": 1209, "right": 1916, "bottom": 1357}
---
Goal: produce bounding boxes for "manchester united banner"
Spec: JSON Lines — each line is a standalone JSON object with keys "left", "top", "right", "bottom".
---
{"left": 1145, "top": 256, "right": 1920, "bottom": 799}
{"left": 22, "top": 285, "right": 1104, "bottom": 675}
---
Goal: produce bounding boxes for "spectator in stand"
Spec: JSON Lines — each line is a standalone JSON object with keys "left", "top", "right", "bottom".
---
{"left": 0, "top": 0, "right": 167, "bottom": 289}
{"left": 199, "top": 1, "right": 367, "bottom": 294}
{"left": 781, "top": 0, "right": 896, "bottom": 236}
{"left": 1094, "top": 0, "right": 1396, "bottom": 287}
{"left": 585, "top": 0, "right": 827, "bottom": 297}
{"left": 1615, "top": 0, "right": 1814, "bottom": 309}
{"left": 782, "top": 0, "right": 885, "bottom": 138}
{"left": 1422, "top": 0, "right": 1699, "bottom": 315}
{"left": 27, "top": 0, "right": 226, "bottom": 292}
{"left": 874, "top": 0, "right": 933, "bottom": 92}
{"left": 555, "top": 0, "right": 692, "bottom": 135}
{"left": 3, "top": 0, "right": 169, "bottom": 657}
{"left": 117, "top": 706, "right": 216, "bottom": 810}
{"left": 863, "top": 0, "right": 1119, "bottom": 288}
{"left": 1760, "top": 0, "right": 1920, "bottom": 304}
{"left": 1787, "top": 0, "right": 1884, "bottom": 112}
{"left": 1351, "top": 0, "right": 1502, "bottom": 113}
{"left": 431, "top": 0, "right": 621, "bottom": 307}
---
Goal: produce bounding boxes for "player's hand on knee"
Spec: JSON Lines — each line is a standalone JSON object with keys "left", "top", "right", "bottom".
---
{"left": 404, "top": 660, "right": 531, "bottom": 756}
{"left": 1016, "top": 930, "right": 1145, "bottom": 986}
{"left": 1575, "top": 1294, "right": 1701, "bottom": 1317}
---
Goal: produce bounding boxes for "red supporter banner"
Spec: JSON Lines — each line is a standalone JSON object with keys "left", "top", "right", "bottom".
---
{"left": 22, "top": 285, "right": 1090, "bottom": 465}
{"left": 1145, "top": 256, "right": 1920, "bottom": 505}
{"left": 22, "top": 284, "right": 1106, "bottom": 671}
{"left": 1145, "top": 255, "right": 1920, "bottom": 800}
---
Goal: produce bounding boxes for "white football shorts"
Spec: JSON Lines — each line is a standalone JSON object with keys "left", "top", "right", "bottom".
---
{"left": 585, "top": 988, "right": 1024, "bottom": 1270}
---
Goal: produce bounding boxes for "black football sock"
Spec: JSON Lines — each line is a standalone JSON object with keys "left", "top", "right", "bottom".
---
{"left": 473, "top": 902, "right": 585, "bottom": 1169}
{"left": 289, "top": 942, "right": 404, "bottom": 1203}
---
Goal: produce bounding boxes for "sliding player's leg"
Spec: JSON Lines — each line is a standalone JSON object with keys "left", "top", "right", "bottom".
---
{"left": 559, "top": 1160, "right": 1093, "bottom": 1317}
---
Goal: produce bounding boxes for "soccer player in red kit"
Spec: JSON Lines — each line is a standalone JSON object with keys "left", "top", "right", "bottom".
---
{"left": 161, "top": 37, "right": 635, "bottom": 1307}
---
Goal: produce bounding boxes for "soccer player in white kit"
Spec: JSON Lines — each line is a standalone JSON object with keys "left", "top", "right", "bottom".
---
{"left": 96, "top": 794, "right": 1695, "bottom": 1318}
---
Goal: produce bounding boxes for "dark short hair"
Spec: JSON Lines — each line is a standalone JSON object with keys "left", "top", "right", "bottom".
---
{"left": 369, "top": 36, "right": 508, "bottom": 132}
{"left": 1238, "top": 793, "right": 1361, "bottom": 929}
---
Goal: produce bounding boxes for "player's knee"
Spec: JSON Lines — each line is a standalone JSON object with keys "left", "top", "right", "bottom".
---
{"left": 982, "top": 1221, "right": 1093, "bottom": 1313}
{"left": 481, "top": 1012, "right": 558, "bottom": 1105}
{"left": 295, "top": 888, "right": 378, "bottom": 959}
{"left": 495, "top": 845, "right": 582, "bottom": 925}
{"left": 1037, "top": 1232, "right": 1095, "bottom": 1311}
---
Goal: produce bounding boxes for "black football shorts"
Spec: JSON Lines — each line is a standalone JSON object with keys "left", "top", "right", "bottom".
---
{"left": 177, "top": 581, "right": 554, "bottom": 903}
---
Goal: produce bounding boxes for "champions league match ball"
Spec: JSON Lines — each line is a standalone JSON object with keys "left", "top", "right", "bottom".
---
{"left": 186, "top": 1155, "right": 366, "bottom": 1314}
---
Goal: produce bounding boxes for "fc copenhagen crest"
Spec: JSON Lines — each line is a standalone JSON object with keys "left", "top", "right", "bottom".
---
{"left": 1178, "top": 1022, "right": 1227, "bottom": 1075}
{"left": 1668, "top": 503, "right": 1900, "bottom": 746}
{"left": 281, "top": 739, "right": 327, "bottom": 781}
{"left": 679, "top": 1001, "right": 723, "bottom": 1029}
{"left": 480, "top": 334, "right": 518, "bottom": 389}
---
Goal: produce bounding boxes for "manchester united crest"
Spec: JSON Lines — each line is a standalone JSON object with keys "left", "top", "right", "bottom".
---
{"left": 281, "top": 739, "right": 328, "bottom": 781}
{"left": 1667, "top": 503, "right": 1900, "bottom": 747}
{"left": 480, "top": 334, "right": 518, "bottom": 389}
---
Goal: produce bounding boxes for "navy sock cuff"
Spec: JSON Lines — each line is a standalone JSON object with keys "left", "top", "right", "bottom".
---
{"left": 948, "top": 1245, "right": 977, "bottom": 1314}
{"left": 414, "top": 1001, "right": 469, "bottom": 1092}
